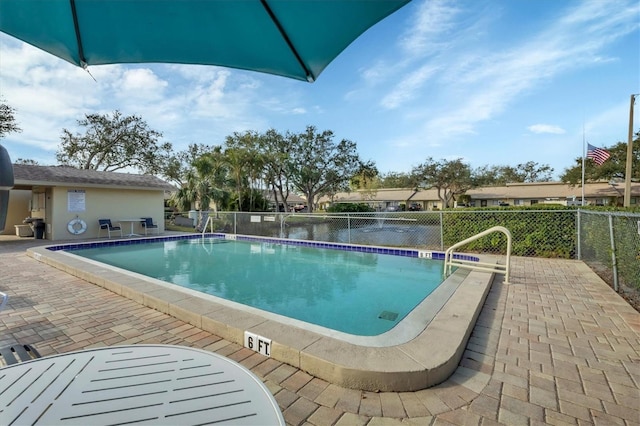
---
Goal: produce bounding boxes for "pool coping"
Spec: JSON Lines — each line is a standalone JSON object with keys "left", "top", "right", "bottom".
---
{"left": 27, "top": 234, "right": 498, "bottom": 392}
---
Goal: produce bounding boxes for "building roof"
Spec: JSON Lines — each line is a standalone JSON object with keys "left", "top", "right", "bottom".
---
{"left": 320, "top": 181, "right": 640, "bottom": 204}
{"left": 12, "top": 164, "right": 175, "bottom": 191}
{"left": 263, "top": 191, "right": 306, "bottom": 204}
{"left": 321, "top": 188, "right": 420, "bottom": 203}
{"left": 466, "top": 181, "right": 640, "bottom": 200}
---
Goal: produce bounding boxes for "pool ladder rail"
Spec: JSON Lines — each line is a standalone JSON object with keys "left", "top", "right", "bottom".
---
{"left": 202, "top": 216, "right": 215, "bottom": 235}
{"left": 443, "top": 226, "right": 511, "bottom": 284}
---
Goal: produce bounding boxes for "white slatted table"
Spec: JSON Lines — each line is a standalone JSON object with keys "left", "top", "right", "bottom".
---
{"left": 0, "top": 345, "right": 284, "bottom": 425}
{"left": 118, "top": 219, "right": 142, "bottom": 237}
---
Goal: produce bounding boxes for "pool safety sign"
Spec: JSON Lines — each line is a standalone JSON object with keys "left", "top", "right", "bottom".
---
{"left": 244, "top": 331, "right": 271, "bottom": 357}
{"left": 67, "top": 189, "right": 86, "bottom": 212}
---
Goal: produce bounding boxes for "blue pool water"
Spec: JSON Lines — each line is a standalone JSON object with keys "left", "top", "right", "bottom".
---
{"left": 67, "top": 238, "right": 446, "bottom": 336}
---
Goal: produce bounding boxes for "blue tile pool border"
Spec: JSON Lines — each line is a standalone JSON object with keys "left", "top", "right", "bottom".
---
{"left": 46, "top": 233, "right": 479, "bottom": 263}
{"left": 30, "top": 233, "right": 496, "bottom": 392}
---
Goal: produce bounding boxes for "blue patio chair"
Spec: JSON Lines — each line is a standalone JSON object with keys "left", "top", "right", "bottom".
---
{"left": 0, "top": 344, "right": 42, "bottom": 366}
{"left": 98, "top": 219, "right": 122, "bottom": 238}
{"left": 140, "top": 217, "right": 159, "bottom": 235}
{"left": 0, "top": 292, "right": 42, "bottom": 366}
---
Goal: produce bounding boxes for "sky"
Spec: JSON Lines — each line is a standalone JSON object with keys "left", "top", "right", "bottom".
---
{"left": 1, "top": 0, "right": 639, "bottom": 180}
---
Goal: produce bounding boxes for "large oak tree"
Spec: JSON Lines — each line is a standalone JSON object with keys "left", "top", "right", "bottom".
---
{"left": 412, "top": 158, "right": 473, "bottom": 208}
{"left": 0, "top": 101, "right": 21, "bottom": 139}
{"left": 286, "top": 126, "right": 362, "bottom": 213}
{"left": 56, "top": 110, "right": 172, "bottom": 174}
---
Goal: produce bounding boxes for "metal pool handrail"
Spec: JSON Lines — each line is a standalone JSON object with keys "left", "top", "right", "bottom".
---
{"left": 443, "top": 226, "right": 511, "bottom": 284}
{"left": 202, "top": 216, "right": 214, "bottom": 235}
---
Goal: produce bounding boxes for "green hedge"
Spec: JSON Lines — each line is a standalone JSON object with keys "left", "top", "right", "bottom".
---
{"left": 579, "top": 212, "right": 640, "bottom": 288}
{"left": 327, "top": 203, "right": 375, "bottom": 213}
{"left": 442, "top": 206, "right": 577, "bottom": 258}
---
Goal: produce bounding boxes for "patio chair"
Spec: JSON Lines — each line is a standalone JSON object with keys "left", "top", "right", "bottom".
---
{"left": 140, "top": 217, "right": 159, "bottom": 235}
{"left": 98, "top": 219, "right": 122, "bottom": 238}
{"left": 0, "top": 344, "right": 42, "bottom": 366}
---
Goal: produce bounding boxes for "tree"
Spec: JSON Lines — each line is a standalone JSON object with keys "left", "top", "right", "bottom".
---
{"left": 224, "top": 131, "right": 264, "bottom": 211}
{"left": 473, "top": 162, "right": 554, "bottom": 186}
{"left": 347, "top": 161, "right": 380, "bottom": 204}
{"left": 169, "top": 147, "right": 231, "bottom": 216}
{"left": 56, "top": 110, "right": 172, "bottom": 174}
{"left": 14, "top": 158, "right": 40, "bottom": 165}
{"left": 287, "top": 126, "right": 362, "bottom": 213}
{"left": 163, "top": 143, "right": 214, "bottom": 186}
{"left": 514, "top": 161, "right": 554, "bottom": 182}
{"left": 350, "top": 161, "right": 379, "bottom": 190}
{"left": 379, "top": 171, "right": 415, "bottom": 189}
{"left": 0, "top": 100, "right": 21, "bottom": 139}
{"left": 561, "top": 135, "right": 640, "bottom": 185}
{"left": 259, "top": 128, "right": 295, "bottom": 212}
{"left": 412, "top": 158, "right": 473, "bottom": 208}
{"left": 472, "top": 165, "right": 504, "bottom": 187}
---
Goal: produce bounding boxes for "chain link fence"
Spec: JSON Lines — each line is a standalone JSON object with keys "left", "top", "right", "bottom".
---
{"left": 169, "top": 209, "right": 639, "bottom": 292}
{"left": 578, "top": 210, "right": 640, "bottom": 294}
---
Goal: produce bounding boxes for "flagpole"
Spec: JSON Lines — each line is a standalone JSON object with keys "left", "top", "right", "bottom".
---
{"left": 623, "top": 94, "right": 637, "bottom": 207}
{"left": 581, "top": 125, "right": 586, "bottom": 206}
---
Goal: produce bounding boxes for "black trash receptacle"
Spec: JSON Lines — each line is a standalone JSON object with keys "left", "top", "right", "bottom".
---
{"left": 32, "top": 219, "right": 45, "bottom": 239}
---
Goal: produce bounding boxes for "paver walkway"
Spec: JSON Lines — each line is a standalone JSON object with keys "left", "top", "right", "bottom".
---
{"left": 1, "top": 237, "right": 639, "bottom": 425}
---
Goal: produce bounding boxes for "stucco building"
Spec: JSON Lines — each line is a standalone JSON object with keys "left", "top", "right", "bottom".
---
{"left": 2, "top": 165, "right": 174, "bottom": 241}
{"left": 320, "top": 181, "right": 640, "bottom": 211}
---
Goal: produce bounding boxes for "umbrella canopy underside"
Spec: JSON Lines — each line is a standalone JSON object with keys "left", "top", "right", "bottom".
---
{"left": 0, "top": 0, "right": 410, "bottom": 82}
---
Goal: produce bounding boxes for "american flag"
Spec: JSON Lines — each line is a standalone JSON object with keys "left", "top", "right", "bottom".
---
{"left": 587, "top": 144, "right": 610, "bottom": 166}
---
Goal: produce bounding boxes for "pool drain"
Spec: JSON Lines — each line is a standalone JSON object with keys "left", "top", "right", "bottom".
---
{"left": 378, "top": 311, "right": 398, "bottom": 321}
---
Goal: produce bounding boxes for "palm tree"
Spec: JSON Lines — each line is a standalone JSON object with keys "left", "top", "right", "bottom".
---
{"left": 170, "top": 148, "right": 232, "bottom": 225}
{"left": 224, "top": 147, "right": 249, "bottom": 211}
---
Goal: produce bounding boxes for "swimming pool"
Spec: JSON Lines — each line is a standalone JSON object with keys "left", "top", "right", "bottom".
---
{"left": 34, "top": 233, "right": 493, "bottom": 391}
{"left": 64, "top": 237, "right": 446, "bottom": 336}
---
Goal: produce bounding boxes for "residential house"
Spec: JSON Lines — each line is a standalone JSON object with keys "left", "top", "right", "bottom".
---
{"left": 264, "top": 191, "right": 307, "bottom": 212}
{"left": 320, "top": 181, "right": 640, "bottom": 211}
{"left": 465, "top": 181, "right": 639, "bottom": 207}
{"left": 318, "top": 188, "right": 444, "bottom": 211}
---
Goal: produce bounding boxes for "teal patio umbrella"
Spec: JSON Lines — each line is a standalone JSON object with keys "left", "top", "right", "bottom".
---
{"left": 0, "top": 0, "right": 410, "bottom": 82}
{"left": 0, "top": 145, "right": 13, "bottom": 231}
{"left": 0, "top": 0, "right": 410, "bottom": 229}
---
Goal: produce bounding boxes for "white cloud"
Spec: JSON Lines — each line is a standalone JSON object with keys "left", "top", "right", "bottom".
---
{"left": 0, "top": 0, "right": 637, "bottom": 175}
{"left": 527, "top": 124, "right": 566, "bottom": 135}
{"left": 399, "top": 0, "right": 462, "bottom": 57}
{"left": 391, "top": 0, "right": 639, "bottom": 148}
{"left": 380, "top": 64, "right": 438, "bottom": 109}
{"left": 117, "top": 68, "right": 168, "bottom": 100}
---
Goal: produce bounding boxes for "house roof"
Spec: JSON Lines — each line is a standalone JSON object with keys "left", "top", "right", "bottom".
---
{"left": 320, "top": 181, "right": 640, "bottom": 204}
{"left": 321, "top": 188, "right": 419, "bottom": 203}
{"left": 12, "top": 164, "right": 175, "bottom": 191}
{"left": 263, "top": 191, "right": 306, "bottom": 204}
{"left": 466, "top": 181, "right": 640, "bottom": 200}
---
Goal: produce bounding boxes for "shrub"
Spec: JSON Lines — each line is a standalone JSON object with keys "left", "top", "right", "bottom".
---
{"left": 327, "top": 203, "right": 375, "bottom": 213}
{"left": 442, "top": 205, "right": 576, "bottom": 258}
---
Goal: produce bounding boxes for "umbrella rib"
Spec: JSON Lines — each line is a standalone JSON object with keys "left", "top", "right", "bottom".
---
{"left": 260, "top": 0, "right": 315, "bottom": 82}
{"left": 69, "top": 0, "right": 88, "bottom": 68}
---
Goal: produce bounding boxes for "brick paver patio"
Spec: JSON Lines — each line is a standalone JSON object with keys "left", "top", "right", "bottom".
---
{"left": 1, "top": 237, "right": 638, "bottom": 425}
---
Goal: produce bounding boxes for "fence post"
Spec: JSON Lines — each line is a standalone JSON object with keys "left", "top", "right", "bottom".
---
{"left": 439, "top": 211, "right": 444, "bottom": 250}
{"left": 576, "top": 209, "right": 581, "bottom": 260}
{"left": 608, "top": 214, "right": 619, "bottom": 292}
{"left": 347, "top": 214, "right": 351, "bottom": 244}
{"left": 234, "top": 212, "right": 237, "bottom": 235}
